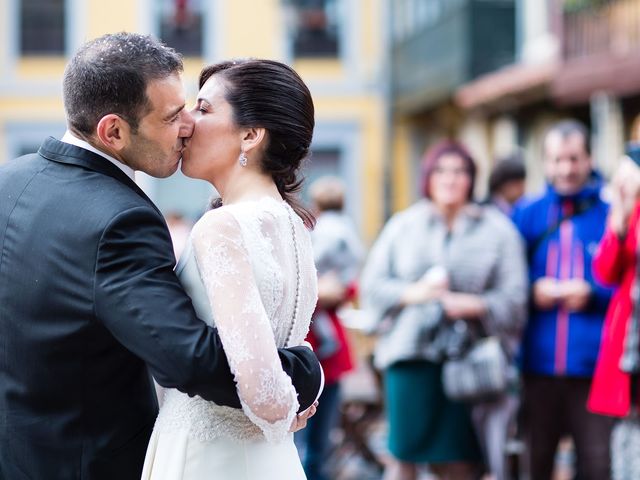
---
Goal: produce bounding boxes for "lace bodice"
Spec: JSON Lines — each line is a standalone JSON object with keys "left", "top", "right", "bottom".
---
{"left": 154, "top": 198, "right": 317, "bottom": 443}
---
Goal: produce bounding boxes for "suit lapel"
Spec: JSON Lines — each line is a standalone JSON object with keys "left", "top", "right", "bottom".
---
{"left": 38, "top": 136, "right": 162, "bottom": 216}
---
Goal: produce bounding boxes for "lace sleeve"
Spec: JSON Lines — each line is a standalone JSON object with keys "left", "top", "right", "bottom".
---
{"left": 191, "top": 209, "right": 299, "bottom": 443}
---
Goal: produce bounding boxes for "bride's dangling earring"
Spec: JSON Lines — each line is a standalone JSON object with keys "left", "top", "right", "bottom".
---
{"left": 239, "top": 152, "right": 248, "bottom": 167}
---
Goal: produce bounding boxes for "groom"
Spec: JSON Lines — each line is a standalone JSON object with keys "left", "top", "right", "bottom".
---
{"left": 0, "top": 33, "right": 321, "bottom": 480}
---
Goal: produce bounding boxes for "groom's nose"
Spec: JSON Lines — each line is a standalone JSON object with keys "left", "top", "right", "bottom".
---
{"left": 178, "top": 109, "right": 195, "bottom": 138}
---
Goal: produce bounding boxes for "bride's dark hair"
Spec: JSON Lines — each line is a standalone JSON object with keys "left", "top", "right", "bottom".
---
{"left": 199, "top": 59, "right": 315, "bottom": 227}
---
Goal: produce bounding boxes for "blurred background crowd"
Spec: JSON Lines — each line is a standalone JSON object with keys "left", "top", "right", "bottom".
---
{"left": 5, "top": 0, "right": 640, "bottom": 479}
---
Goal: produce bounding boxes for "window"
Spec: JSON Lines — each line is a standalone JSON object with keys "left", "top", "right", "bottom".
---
{"left": 150, "top": 170, "right": 213, "bottom": 221}
{"left": 158, "top": 0, "right": 203, "bottom": 57}
{"left": 289, "top": 0, "right": 340, "bottom": 58}
{"left": 302, "top": 123, "right": 361, "bottom": 226}
{"left": 20, "top": 0, "right": 65, "bottom": 55}
{"left": 4, "top": 123, "right": 65, "bottom": 163}
{"left": 300, "top": 148, "right": 341, "bottom": 202}
{"left": 17, "top": 144, "right": 40, "bottom": 156}
{"left": 393, "top": 0, "right": 443, "bottom": 43}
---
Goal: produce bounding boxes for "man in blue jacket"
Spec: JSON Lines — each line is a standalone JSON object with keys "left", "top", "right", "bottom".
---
{"left": 512, "top": 119, "right": 614, "bottom": 480}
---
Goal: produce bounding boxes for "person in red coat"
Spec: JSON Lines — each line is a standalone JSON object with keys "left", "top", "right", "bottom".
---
{"left": 295, "top": 177, "right": 363, "bottom": 480}
{"left": 589, "top": 158, "right": 640, "bottom": 417}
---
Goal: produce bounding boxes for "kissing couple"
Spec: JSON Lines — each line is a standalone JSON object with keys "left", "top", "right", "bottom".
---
{"left": 0, "top": 32, "right": 323, "bottom": 480}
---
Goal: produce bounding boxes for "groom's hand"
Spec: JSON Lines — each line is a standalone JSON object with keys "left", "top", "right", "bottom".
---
{"left": 289, "top": 401, "right": 318, "bottom": 432}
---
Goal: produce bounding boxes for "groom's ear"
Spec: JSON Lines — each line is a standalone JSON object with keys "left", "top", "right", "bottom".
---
{"left": 240, "top": 127, "right": 266, "bottom": 155}
{"left": 95, "top": 114, "right": 132, "bottom": 153}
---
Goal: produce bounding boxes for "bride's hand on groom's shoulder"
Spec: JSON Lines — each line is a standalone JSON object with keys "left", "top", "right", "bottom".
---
{"left": 289, "top": 401, "right": 319, "bottom": 432}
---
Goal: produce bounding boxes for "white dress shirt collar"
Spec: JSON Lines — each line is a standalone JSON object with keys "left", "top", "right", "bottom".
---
{"left": 61, "top": 131, "right": 135, "bottom": 181}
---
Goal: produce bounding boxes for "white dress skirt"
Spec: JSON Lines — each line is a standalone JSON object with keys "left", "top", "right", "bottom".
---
{"left": 141, "top": 428, "right": 305, "bottom": 480}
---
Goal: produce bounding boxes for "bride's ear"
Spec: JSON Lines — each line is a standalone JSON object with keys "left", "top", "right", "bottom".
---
{"left": 240, "top": 127, "right": 266, "bottom": 155}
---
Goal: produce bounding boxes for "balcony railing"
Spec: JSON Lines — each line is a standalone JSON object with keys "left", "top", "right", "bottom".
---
{"left": 390, "top": 0, "right": 515, "bottom": 111}
{"left": 563, "top": 0, "right": 640, "bottom": 60}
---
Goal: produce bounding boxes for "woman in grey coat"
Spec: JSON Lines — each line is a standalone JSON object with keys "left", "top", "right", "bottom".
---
{"left": 361, "top": 141, "right": 528, "bottom": 480}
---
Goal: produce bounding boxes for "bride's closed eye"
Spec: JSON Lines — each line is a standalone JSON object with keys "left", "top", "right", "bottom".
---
{"left": 195, "top": 100, "right": 210, "bottom": 114}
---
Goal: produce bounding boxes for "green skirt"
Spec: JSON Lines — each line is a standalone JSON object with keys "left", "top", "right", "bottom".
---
{"left": 384, "top": 360, "right": 482, "bottom": 464}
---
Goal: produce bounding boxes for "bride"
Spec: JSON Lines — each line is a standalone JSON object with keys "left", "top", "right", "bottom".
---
{"left": 142, "top": 59, "right": 318, "bottom": 479}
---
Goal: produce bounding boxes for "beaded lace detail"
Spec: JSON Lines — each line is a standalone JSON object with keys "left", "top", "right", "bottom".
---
{"left": 154, "top": 198, "right": 317, "bottom": 443}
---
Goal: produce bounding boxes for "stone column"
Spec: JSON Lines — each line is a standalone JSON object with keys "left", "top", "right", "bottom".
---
{"left": 459, "top": 114, "right": 490, "bottom": 199}
{"left": 492, "top": 115, "right": 519, "bottom": 159}
{"left": 590, "top": 91, "right": 624, "bottom": 179}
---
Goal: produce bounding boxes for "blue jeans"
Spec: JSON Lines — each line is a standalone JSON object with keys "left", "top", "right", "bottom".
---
{"left": 295, "top": 382, "right": 341, "bottom": 480}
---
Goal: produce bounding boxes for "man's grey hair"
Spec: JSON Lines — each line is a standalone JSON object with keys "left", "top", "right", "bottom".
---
{"left": 63, "top": 32, "right": 183, "bottom": 136}
{"left": 544, "top": 119, "right": 591, "bottom": 155}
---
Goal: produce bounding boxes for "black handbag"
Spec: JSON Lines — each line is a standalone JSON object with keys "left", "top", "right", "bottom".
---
{"left": 441, "top": 327, "right": 510, "bottom": 403}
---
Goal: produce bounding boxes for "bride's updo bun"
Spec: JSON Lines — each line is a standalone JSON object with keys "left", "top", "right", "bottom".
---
{"left": 199, "top": 59, "right": 315, "bottom": 227}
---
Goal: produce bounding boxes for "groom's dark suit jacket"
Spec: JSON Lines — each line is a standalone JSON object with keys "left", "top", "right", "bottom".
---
{"left": 0, "top": 138, "right": 321, "bottom": 479}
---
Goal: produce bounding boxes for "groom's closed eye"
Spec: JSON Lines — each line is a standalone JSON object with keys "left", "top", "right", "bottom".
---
{"left": 164, "top": 105, "right": 185, "bottom": 123}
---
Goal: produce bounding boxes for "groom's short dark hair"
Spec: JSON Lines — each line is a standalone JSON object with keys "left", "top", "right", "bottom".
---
{"left": 63, "top": 32, "right": 183, "bottom": 136}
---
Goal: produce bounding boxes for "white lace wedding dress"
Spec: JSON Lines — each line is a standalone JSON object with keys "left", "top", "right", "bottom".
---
{"left": 141, "top": 198, "right": 317, "bottom": 480}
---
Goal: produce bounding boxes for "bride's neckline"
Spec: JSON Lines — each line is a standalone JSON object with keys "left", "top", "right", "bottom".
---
{"left": 223, "top": 195, "right": 285, "bottom": 207}
{"left": 217, "top": 196, "right": 292, "bottom": 215}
